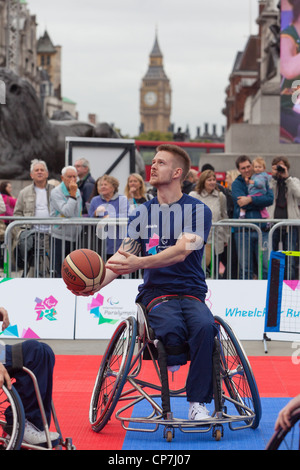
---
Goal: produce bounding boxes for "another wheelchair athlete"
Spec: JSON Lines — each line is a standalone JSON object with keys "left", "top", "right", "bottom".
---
{"left": 0, "top": 307, "right": 59, "bottom": 445}
{"left": 101, "top": 144, "right": 217, "bottom": 421}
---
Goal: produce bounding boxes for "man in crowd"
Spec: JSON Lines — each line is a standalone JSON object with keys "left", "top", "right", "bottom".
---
{"left": 74, "top": 158, "right": 95, "bottom": 215}
{"left": 269, "top": 156, "right": 300, "bottom": 277}
{"left": 181, "top": 168, "right": 198, "bottom": 194}
{"left": 50, "top": 166, "right": 82, "bottom": 277}
{"left": 13, "top": 160, "right": 54, "bottom": 276}
{"left": 231, "top": 155, "right": 273, "bottom": 280}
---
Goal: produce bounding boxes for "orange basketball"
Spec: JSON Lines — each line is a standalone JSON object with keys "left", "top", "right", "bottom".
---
{"left": 61, "top": 249, "right": 106, "bottom": 296}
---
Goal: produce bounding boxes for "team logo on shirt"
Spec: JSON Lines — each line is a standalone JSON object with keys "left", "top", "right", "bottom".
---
{"left": 146, "top": 233, "right": 160, "bottom": 255}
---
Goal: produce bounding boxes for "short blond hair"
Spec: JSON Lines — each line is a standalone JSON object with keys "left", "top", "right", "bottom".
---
{"left": 253, "top": 156, "right": 266, "bottom": 170}
{"left": 156, "top": 144, "right": 191, "bottom": 181}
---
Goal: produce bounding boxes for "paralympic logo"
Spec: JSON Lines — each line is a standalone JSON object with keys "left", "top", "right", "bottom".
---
{"left": 107, "top": 297, "right": 119, "bottom": 305}
{"left": 87, "top": 293, "right": 119, "bottom": 325}
{"left": 146, "top": 233, "right": 159, "bottom": 255}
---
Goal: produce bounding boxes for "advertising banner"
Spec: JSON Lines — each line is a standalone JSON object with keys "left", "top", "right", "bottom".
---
{"left": 280, "top": 1, "right": 300, "bottom": 142}
{"left": 75, "top": 279, "right": 139, "bottom": 339}
{"left": 0, "top": 278, "right": 75, "bottom": 340}
{"left": 0, "top": 278, "right": 295, "bottom": 341}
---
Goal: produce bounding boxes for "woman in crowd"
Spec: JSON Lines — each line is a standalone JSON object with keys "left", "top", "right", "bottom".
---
{"left": 88, "top": 175, "right": 129, "bottom": 257}
{"left": 0, "top": 181, "right": 16, "bottom": 225}
{"left": 190, "top": 170, "right": 229, "bottom": 277}
{"left": 124, "top": 173, "right": 152, "bottom": 213}
{"left": 225, "top": 169, "right": 240, "bottom": 191}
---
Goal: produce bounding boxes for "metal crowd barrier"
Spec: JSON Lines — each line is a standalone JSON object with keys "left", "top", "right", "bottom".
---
{"left": 0, "top": 217, "right": 299, "bottom": 280}
{"left": 2, "top": 217, "right": 129, "bottom": 279}
{"left": 215, "top": 219, "right": 300, "bottom": 281}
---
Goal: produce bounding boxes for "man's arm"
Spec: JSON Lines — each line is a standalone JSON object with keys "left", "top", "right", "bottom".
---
{"left": 106, "top": 232, "right": 203, "bottom": 276}
{"left": 249, "top": 187, "right": 274, "bottom": 209}
{"left": 100, "top": 237, "right": 142, "bottom": 288}
{"left": 0, "top": 307, "right": 11, "bottom": 390}
{"left": 286, "top": 176, "right": 300, "bottom": 199}
{"left": 13, "top": 189, "right": 25, "bottom": 217}
{"left": 232, "top": 181, "right": 273, "bottom": 210}
{"left": 275, "top": 394, "right": 300, "bottom": 431}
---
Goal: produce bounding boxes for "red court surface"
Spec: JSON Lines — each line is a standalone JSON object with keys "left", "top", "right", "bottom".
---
{"left": 51, "top": 355, "right": 299, "bottom": 451}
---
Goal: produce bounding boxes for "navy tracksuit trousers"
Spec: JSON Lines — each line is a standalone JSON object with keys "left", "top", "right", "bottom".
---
{"left": 147, "top": 296, "right": 217, "bottom": 404}
{"left": 5, "top": 340, "right": 55, "bottom": 430}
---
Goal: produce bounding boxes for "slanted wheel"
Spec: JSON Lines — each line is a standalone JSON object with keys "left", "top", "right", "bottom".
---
{"left": 89, "top": 316, "right": 137, "bottom": 432}
{"left": 266, "top": 408, "right": 300, "bottom": 450}
{"left": 214, "top": 316, "right": 262, "bottom": 429}
{"left": 0, "top": 385, "right": 25, "bottom": 450}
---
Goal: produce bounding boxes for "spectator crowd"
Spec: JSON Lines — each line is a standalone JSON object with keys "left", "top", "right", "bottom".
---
{"left": 0, "top": 153, "right": 300, "bottom": 280}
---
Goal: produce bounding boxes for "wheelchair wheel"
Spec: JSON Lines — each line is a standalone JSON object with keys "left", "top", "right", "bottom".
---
{"left": 214, "top": 316, "right": 262, "bottom": 429}
{"left": 266, "top": 408, "right": 300, "bottom": 450}
{"left": 0, "top": 385, "right": 25, "bottom": 450}
{"left": 89, "top": 316, "right": 137, "bottom": 432}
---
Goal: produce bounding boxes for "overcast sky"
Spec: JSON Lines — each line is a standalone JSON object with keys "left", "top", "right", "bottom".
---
{"left": 27, "top": 0, "right": 260, "bottom": 138}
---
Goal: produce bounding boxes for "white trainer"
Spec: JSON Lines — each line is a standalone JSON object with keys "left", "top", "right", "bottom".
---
{"left": 188, "top": 402, "right": 210, "bottom": 421}
{"left": 23, "top": 420, "right": 60, "bottom": 445}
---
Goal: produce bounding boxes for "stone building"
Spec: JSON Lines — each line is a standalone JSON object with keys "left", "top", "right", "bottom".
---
{"left": 202, "top": 0, "right": 300, "bottom": 176}
{"left": 0, "top": 0, "right": 39, "bottom": 90}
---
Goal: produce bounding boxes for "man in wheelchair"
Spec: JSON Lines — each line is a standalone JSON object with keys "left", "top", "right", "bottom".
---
{"left": 0, "top": 307, "right": 59, "bottom": 445}
{"left": 100, "top": 144, "right": 218, "bottom": 421}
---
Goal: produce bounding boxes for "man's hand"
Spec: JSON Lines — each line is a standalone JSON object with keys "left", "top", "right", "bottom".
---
{"left": 106, "top": 250, "right": 141, "bottom": 275}
{"left": 69, "top": 181, "right": 78, "bottom": 198}
{"left": 272, "top": 163, "right": 289, "bottom": 179}
{"left": 0, "top": 307, "right": 9, "bottom": 331}
{"left": 237, "top": 195, "right": 252, "bottom": 207}
{"left": 275, "top": 394, "right": 300, "bottom": 431}
{"left": 0, "top": 363, "right": 11, "bottom": 390}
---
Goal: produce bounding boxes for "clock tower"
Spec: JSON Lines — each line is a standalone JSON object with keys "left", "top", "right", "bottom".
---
{"left": 140, "top": 33, "right": 171, "bottom": 133}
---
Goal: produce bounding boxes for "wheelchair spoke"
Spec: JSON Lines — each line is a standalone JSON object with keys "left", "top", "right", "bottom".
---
{"left": 90, "top": 317, "right": 137, "bottom": 432}
{"left": 0, "top": 386, "right": 25, "bottom": 450}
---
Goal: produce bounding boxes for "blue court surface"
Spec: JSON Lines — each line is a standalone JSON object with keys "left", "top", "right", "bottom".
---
{"left": 121, "top": 397, "right": 291, "bottom": 450}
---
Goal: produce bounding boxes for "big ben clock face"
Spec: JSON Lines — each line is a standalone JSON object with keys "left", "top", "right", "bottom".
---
{"left": 144, "top": 91, "right": 157, "bottom": 106}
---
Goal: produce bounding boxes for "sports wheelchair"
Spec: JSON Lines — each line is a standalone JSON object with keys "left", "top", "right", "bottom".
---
{"left": 89, "top": 303, "right": 262, "bottom": 442}
{"left": 0, "top": 364, "right": 75, "bottom": 450}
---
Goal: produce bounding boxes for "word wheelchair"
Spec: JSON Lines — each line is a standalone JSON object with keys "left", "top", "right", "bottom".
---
{"left": 89, "top": 303, "right": 262, "bottom": 442}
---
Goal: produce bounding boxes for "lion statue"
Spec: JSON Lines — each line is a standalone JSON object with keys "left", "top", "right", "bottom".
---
{"left": 0, "top": 68, "right": 145, "bottom": 179}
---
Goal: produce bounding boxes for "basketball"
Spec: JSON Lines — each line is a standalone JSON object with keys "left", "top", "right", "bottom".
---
{"left": 61, "top": 249, "right": 106, "bottom": 296}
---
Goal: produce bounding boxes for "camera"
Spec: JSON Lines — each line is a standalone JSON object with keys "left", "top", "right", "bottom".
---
{"left": 276, "top": 165, "right": 285, "bottom": 173}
